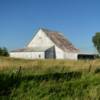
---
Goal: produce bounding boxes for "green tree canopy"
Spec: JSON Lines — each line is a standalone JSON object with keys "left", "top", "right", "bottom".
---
{"left": 0, "top": 47, "right": 9, "bottom": 56}
{"left": 92, "top": 32, "right": 100, "bottom": 54}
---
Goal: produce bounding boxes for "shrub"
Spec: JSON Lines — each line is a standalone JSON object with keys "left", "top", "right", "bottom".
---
{"left": 95, "top": 67, "right": 100, "bottom": 73}
{"left": 0, "top": 47, "right": 9, "bottom": 56}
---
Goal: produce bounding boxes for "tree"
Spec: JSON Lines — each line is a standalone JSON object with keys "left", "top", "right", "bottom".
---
{"left": 92, "top": 32, "right": 100, "bottom": 55}
{"left": 2, "top": 47, "right": 9, "bottom": 56}
{"left": 0, "top": 47, "right": 9, "bottom": 56}
{"left": 0, "top": 48, "right": 3, "bottom": 55}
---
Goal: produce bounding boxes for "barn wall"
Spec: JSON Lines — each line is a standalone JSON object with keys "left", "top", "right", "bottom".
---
{"left": 64, "top": 52, "right": 78, "bottom": 60}
{"left": 27, "top": 29, "right": 54, "bottom": 48}
{"left": 55, "top": 46, "right": 78, "bottom": 60}
{"left": 55, "top": 46, "right": 64, "bottom": 59}
{"left": 10, "top": 52, "right": 45, "bottom": 59}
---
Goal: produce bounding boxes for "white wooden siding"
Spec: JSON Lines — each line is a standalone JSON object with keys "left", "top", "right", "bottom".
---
{"left": 10, "top": 29, "right": 78, "bottom": 60}
{"left": 10, "top": 52, "right": 45, "bottom": 59}
{"left": 27, "top": 29, "right": 54, "bottom": 48}
{"left": 55, "top": 46, "right": 64, "bottom": 59}
{"left": 64, "top": 52, "right": 78, "bottom": 60}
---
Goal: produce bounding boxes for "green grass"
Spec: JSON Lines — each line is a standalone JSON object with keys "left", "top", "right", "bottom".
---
{"left": 0, "top": 57, "right": 100, "bottom": 100}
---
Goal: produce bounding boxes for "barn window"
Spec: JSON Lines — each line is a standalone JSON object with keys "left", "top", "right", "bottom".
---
{"left": 39, "top": 54, "right": 41, "bottom": 58}
{"left": 39, "top": 37, "right": 42, "bottom": 39}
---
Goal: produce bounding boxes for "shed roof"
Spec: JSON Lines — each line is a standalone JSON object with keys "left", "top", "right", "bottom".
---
{"left": 11, "top": 47, "right": 51, "bottom": 52}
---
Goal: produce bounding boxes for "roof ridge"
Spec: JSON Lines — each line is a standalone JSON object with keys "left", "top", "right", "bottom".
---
{"left": 41, "top": 28, "right": 60, "bottom": 33}
{"left": 41, "top": 28, "right": 64, "bottom": 36}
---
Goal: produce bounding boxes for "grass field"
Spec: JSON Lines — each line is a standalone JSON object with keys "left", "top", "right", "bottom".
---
{"left": 0, "top": 57, "right": 100, "bottom": 100}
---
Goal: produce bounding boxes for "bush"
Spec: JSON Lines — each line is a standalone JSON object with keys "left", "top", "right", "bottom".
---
{"left": 95, "top": 68, "right": 100, "bottom": 73}
{"left": 0, "top": 47, "right": 9, "bottom": 56}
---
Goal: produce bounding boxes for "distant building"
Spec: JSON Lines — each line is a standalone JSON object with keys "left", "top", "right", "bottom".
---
{"left": 10, "top": 28, "right": 95, "bottom": 60}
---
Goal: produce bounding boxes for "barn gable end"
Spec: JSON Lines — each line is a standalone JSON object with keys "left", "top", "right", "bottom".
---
{"left": 27, "top": 29, "right": 54, "bottom": 49}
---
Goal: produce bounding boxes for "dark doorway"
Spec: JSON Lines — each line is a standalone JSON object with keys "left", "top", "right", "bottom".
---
{"left": 45, "top": 46, "right": 56, "bottom": 59}
{"left": 78, "top": 54, "right": 95, "bottom": 60}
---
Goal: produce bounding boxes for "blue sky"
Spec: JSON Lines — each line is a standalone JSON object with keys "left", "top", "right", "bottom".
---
{"left": 0, "top": 0, "right": 100, "bottom": 53}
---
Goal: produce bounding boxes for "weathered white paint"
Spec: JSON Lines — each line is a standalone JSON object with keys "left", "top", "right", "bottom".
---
{"left": 10, "top": 52, "right": 45, "bottom": 59}
{"left": 10, "top": 29, "right": 79, "bottom": 60}
{"left": 55, "top": 46, "right": 64, "bottom": 59}
{"left": 27, "top": 29, "right": 54, "bottom": 48}
{"left": 55, "top": 46, "right": 78, "bottom": 60}
{"left": 64, "top": 52, "right": 78, "bottom": 60}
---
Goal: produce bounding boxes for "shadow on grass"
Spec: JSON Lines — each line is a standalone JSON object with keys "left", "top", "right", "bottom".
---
{"left": 22, "top": 71, "right": 82, "bottom": 81}
{"left": 0, "top": 67, "right": 82, "bottom": 97}
{"left": 95, "top": 67, "right": 100, "bottom": 73}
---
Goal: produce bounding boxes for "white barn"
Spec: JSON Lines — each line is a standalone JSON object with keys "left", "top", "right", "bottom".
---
{"left": 10, "top": 28, "right": 80, "bottom": 60}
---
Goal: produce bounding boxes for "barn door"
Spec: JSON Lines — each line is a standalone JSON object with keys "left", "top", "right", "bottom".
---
{"left": 45, "top": 46, "right": 56, "bottom": 59}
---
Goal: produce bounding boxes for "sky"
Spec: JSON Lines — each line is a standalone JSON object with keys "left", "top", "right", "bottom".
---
{"left": 0, "top": 0, "right": 100, "bottom": 53}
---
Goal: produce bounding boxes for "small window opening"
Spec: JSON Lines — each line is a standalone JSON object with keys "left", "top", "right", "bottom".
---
{"left": 39, "top": 54, "right": 41, "bottom": 58}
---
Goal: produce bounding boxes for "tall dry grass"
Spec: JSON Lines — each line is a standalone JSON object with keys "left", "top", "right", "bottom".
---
{"left": 0, "top": 57, "right": 100, "bottom": 73}
{"left": 0, "top": 57, "right": 100, "bottom": 100}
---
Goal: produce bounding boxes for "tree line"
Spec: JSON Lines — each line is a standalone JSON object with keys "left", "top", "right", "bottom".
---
{"left": 92, "top": 32, "right": 100, "bottom": 56}
{"left": 0, "top": 47, "right": 9, "bottom": 56}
